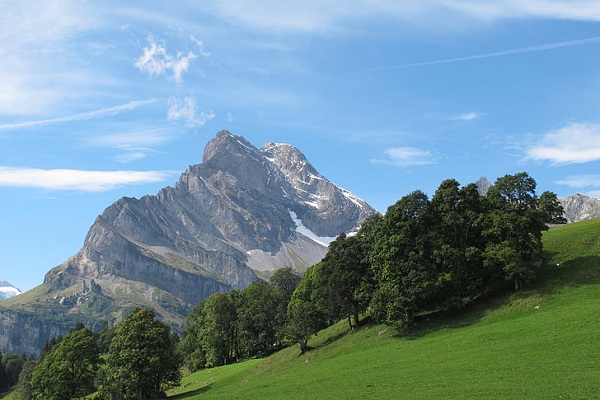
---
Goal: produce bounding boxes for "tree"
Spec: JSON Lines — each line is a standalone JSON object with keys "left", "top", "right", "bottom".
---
{"left": 14, "top": 360, "right": 36, "bottom": 400}
{"left": 0, "top": 350, "right": 5, "bottom": 391}
{"left": 102, "top": 308, "right": 180, "bottom": 400}
{"left": 269, "top": 267, "right": 301, "bottom": 300}
{"left": 199, "top": 292, "right": 239, "bottom": 367}
{"left": 538, "top": 191, "right": 567, "bottom": 224}
{"left": 430, "top": 180, "right": 486, "bottom": 307}
{"left": 484, "top": 172, "right": 548, "bottom": 290}
{"left": 286, "top": 264, "right": 329, "bottom": 352}
{"left": 315, "top": 233, "right": 373, "bottom": 330}
{"left": 30, "top": 326, "right": 99, "bottom": 400}
{"left": 370, "top": 190, "right": 437, "bottom": 328}
{"left": 1, "top": 353, "right": 26, "bottom": 392}
{"left": 179, "top": 305, "right": 207, "bottom": 372}
{"left": 237, "top": 281, "right": 287, "bottom": 358}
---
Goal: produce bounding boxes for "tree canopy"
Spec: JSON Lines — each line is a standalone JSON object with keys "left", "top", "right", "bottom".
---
{"left": 102, "top": 308, "right": 180, "bottom": 400}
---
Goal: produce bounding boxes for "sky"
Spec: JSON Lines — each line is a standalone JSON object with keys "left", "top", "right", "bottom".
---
{"left": 1, "top": 1, "right": 599, "bottom": 292}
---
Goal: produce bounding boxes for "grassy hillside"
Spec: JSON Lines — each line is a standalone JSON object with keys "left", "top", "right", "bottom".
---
{"left": 169, "top": 219, "right": 600, "bottom": 399}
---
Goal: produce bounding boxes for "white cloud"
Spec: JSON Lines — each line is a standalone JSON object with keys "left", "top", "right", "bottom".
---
{"left": 200, "top": 0, "right": 600, "bottom": 33}
{"left": 168, "top": 97, "right": 215, "bottom": 127}
{"left": 379, "top": 36, "right": 600, "bottom": 69}
{"left": 88, "top": 126, "right": 177, "bottom": 163}
{"left": 190, "top": 35, "right": 211, "bottom": 57}
{"left": 0, "top": 100, "right": 156, "bottom": 131}
{"left": 440, "top": 0, "right": 600, "bottom": 21}
{"left": 0, "top": 167, "right": 172, "bottom": 192}
{"left": 135, "top": 36, "right": 197, "bottom": 83}
{"left": 0, "top": 1, "right": 100, "bottom": 115}
{"left": 525, "top": 123, "right": 600, "bottom": 164}
{"left": 555, "top": 175, "right": 600, "bottom": 189}
{"left": 372, "top": 147, "right": 435, "bottom": 167}
{"left": 452, "top": 112, "right": 480, "bottom": 121}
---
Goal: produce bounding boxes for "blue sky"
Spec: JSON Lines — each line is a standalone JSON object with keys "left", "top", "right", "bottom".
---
{"left": 1, "top": 1, "right": 599, "bottom": 292}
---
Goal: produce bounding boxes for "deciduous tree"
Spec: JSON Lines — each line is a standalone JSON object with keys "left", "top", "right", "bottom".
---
{"left": 30, "top": 326, "right": 99, "bottom": 400}
{"left": 102, "top": 308, "right": 180, "bottom": 400}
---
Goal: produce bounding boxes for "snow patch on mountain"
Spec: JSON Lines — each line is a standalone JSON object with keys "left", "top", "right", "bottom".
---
{"left": 0, "top": 281, "right": 22, "bottom": 300}
{"left": 288, "top": 210, "right": 336, "bottom": 246}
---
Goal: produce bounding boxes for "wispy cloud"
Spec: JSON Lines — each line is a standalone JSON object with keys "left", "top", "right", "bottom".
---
{"left": 377, "top": 36, "right": 600, "bottom": 69}
{"left": 135, "top": 36, "right": 199, "bottom": 83}
{"left": 555, "top": 175, "right": 600, "bottom": 189}
{"left": 201, "top": 1, "right": 600, "bottom": 34}
{"left": 372, "top": 147, "right": 435, "bottom": 167}
{"left": 88, "top": 126, "right": 176, "bottom": 163}
{"left": 0, "top": 167, "right": 172, "bottom": 192}
{"left": 168, "top": 97, "right": 215, "bottom": 127}
{"left": 525, "top": 122, "right": 600, "bottom": 164}
{"left": 0, "top": 100, "right": 156, "bottom": 131}
{"left": 452, "top": 112, "right": 480, "bottom": 121}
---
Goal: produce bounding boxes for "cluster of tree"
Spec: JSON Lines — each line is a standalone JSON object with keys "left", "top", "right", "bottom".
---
{"left": 11, "top": 308, "right": 180, "bottom": 400}
{"left": 286, "top": 173, "right": 565, "bottom": 345}
{"left": 0, "top": 351, "right": 30, "bottom": 393}
{"left": 180, "top": 173, "right": 564, "bottom": 362}
{"left": 179, "top": 268, "right": 300, "bottom": 369}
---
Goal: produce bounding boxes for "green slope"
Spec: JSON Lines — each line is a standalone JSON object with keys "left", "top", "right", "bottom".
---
{"left": 169, "top": 219, "right": 600, "bottom": 399}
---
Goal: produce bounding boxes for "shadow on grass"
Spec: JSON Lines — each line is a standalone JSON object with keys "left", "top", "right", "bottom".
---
{"left": 394, "top": 254, "right": 600, "bottom": 340}
{"left": 169, "top": 384, "right": 212, "bottom": 399}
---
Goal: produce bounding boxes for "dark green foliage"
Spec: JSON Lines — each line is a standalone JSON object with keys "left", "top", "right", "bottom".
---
{"left": 181, "top": 280, "right": 293, "bottom": 370}
{"left": 102, "top": 308, "right": 180, "bottom": 400}
{"left": 370, "top": 190, "right": 437, "bottom": 328}
{"left": 286, "top": 264, "right": 329, "bottom": 352}
{"left": 484, "top": 172, "right": 548, "bottom": 289}
{"left": 14, "top": 360, "right": 36, "bottom": 400}
{"left": 237, "top": 281, "right": 287, "bottom": 357}
{"left": 365, "top": 173, "right": 554, "bottom": 328}
{"left": 1, "top": 352, "right": 27, "bottom": 391}
{"left": 538, "top": 190, "right": 567, "bottom": 224}
{"left": 315, "top": 233, "right": 373, "bottom": 329}
{"left": 30, "top": 326, "right": 100, "bottom": 400}
{"left": 269, "top": 267, "right": 301, "bottom": 300}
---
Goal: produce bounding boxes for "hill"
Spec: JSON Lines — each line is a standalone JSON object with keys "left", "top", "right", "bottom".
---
{"left": 0, "top": 131, "right": 376, "bottom": 356}
{"left": 168, "top": 218, "right": 600, "bottom": 399}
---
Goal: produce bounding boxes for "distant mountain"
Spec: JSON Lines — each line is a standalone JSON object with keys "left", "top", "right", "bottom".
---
{"left": 475, "top": 176, "right": 492, "bottom": 195}
{"left": 559, "top": 193, "right": 600, "bottom": 223}
{"left": 0, "top": 281, "right": 21, "bottom": 300}
{"left": 0, "top": 130, "right": 377, "bottom": 356}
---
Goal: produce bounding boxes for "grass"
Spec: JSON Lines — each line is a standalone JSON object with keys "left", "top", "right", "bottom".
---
{"left": 169, "top": 219, "right": 600, "bottom": 399}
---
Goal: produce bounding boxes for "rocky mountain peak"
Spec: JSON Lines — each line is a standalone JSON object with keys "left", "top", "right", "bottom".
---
{"left": 559, "top": 192, "right": 600, "bottom": 223}
{"left": 0, "top": 130, "right": 377, "bottom": 356}
{"left": 475, "top": 176, "right": 492, "bottom": 195}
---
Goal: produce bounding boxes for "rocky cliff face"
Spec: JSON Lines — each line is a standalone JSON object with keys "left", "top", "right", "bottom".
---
{"left": 0, "top": 130, "right": 377, "bottom": 356}
{"left": 559, "top": 193, "right": 600, "bottom": 223}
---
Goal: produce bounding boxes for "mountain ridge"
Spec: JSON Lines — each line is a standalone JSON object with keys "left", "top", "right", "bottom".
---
{"left": 0, "top": 130, "right": 377, "bottom": 356}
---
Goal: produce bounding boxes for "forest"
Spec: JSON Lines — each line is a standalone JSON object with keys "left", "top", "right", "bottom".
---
{"left": 0, "top": 172, "right": 565, "bottom": 400}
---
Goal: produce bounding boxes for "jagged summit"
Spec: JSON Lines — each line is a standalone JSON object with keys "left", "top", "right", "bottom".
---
{"left": 0, "top": 130, "right": 377, "bottom": 356}
{"left": 559, "top": 192, "right": 600, "bottom": 223}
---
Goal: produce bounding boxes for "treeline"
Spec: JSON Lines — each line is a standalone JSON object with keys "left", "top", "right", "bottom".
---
{"left": 7, "top": 309, "right": 180, "bottom": 400}
{"left": 181, "top": 172, "right": 565, "bottom": 360}
{"left": 5, "top": 172, "right": 565, "bottom": 398}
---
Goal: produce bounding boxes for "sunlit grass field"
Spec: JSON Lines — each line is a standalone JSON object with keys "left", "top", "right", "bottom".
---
{"left": 169, "top": 219, "right": 600, "bottom": 399}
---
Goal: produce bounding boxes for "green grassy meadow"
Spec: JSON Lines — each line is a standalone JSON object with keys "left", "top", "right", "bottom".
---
{"left": 169, "top": 219, "right": 600, "bottom": 399}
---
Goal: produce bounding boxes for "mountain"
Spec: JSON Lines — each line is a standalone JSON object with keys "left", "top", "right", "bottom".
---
{"left": 559, "top": 193, "right": 600, "bottom": 223}
{"left": 0, "top": 281, "right": 21, "bottom": 300}
{"left": 475, "top": 176, "right": 492, "bottom": 195}
{"left": 0, "top": 130, "right": 376, "bottom": 356}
